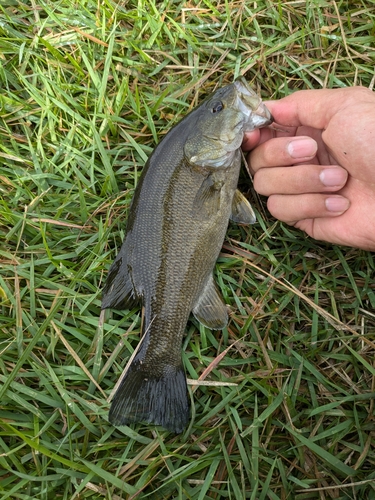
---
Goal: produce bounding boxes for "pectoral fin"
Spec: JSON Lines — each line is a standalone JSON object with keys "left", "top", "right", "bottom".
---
{"left": 192, "top": 275, "right": 228, "bottom": 330}
{"left": 192, "top": 174, "right": 223, "bottom": 219}
{"left": 230, "top": 189, "right": 256, "bottom": 225}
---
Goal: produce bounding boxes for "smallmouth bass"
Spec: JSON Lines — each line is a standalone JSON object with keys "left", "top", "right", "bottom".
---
{"left": 102, "top": 78, "right": 273, "bottom": 433}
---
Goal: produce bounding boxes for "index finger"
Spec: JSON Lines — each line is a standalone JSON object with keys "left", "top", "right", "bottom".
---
{"left": 242, "top": 126, "right": 275, "bottom": 151}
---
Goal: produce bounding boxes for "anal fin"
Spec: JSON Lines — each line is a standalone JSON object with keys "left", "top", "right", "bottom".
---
{"left": 192, "top": 275, "right": 228, "bottom": 330}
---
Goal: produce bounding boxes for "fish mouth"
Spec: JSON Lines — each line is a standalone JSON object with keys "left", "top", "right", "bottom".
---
{"left": 234, "top": 77, "right": 274, "bottom": 126}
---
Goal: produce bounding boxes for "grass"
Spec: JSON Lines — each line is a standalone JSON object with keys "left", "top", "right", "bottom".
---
{"left": 1, "top": 0, "right": 375, "bottom": 498}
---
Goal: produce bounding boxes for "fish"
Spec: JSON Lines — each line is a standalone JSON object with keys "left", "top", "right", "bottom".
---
{"left": 102, "top": 78, "right": 273, "bottom": 433}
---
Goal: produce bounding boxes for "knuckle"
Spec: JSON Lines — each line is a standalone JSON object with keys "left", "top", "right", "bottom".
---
{"left": 263, "top": 139, "right": 290, "bottom": 164}
{"left": 267, "top": 195, "right": 285, "bottom": 219}
{"left": 352, "top": 86, "right": 374, "bottom": 100}
{"left": 247, "top": 150, "right": 261, "bottom": 172}
{"left": 253, "top": 170, "right": 269, "bottom": 195}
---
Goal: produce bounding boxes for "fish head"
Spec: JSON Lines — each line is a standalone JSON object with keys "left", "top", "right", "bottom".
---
{"left": 184, "top": 78, "right": 273, "bottom": 169}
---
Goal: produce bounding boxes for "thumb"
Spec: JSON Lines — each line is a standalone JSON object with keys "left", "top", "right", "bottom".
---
{"left": 266, "top": 86, "right": 374, "bottom": 130}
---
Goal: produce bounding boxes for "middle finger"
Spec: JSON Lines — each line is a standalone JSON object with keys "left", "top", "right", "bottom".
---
{"left": 253, "top": 164, "right": 348, "bottom": 196}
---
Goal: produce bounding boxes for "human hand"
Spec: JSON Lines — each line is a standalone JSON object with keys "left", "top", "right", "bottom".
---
{"left": 243, "top": 87, "right": 375, "bottom": 251}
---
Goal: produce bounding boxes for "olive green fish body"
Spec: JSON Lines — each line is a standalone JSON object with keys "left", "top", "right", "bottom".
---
{"left": 102, "top": 79, "right": 273, "bottom": 432}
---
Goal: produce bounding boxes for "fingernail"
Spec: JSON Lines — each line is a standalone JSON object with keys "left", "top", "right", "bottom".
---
{"left": 287, "top": 138, "right": 317, "bottom": 159}
{"left": 325, "top": 196, "right": 350, "bottom": 213}
{"left": 320, "top": 168, "right": 347, "bottom": 187}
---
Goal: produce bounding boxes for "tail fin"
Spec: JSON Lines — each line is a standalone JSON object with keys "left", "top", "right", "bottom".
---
{"left": 109, "top": 356, "right": 190, "bottom": 434}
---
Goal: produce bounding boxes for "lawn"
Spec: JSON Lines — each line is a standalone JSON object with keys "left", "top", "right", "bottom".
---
{"left": 1, "top": 0, "right": 375, "bottom": 499}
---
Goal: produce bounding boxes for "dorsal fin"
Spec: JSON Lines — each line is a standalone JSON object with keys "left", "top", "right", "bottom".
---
{"left": 101, "top": 255, "right": 139, "bottom": 310}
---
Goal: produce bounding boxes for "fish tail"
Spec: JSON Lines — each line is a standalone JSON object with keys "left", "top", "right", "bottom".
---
{"left": 109, "top": 340, "right": 190, "bottom": 433}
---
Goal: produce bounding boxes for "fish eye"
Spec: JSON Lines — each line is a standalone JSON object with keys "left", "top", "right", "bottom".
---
{"left": 211, "top": 101, "right": 224, "bottom": 113}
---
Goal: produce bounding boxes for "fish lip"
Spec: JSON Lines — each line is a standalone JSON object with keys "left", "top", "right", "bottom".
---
{"left": 254, "top": 103, "right": 274, "bottom": 125}
{"left": 234, "top": 78, "right": 274, "bottom": 126}
{"left": 234, "top": 77, "right": 258, "bottom": 96}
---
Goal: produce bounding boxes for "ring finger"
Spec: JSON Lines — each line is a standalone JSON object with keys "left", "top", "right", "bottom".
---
{"left": 267, "top": 193, "right": 350, "bottom": 223}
